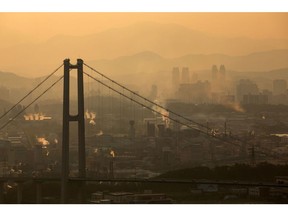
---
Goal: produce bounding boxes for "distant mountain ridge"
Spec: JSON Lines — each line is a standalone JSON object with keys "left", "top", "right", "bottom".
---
{"left": 0, "top": 49, "right": 288, "bottom": 82}
{"left": 0, "top": 71, "right": 31, "bottom": 89}
{"left": 87, "top": 49, "right": 288, "bottom": 78}
{"left": 1, "top": 22, "right": 288, "bottom": 76}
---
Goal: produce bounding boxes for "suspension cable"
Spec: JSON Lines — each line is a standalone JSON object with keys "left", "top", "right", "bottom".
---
{"left": 83, "top": 71, "right": 243, "bottom": 148}
{"left": 84, "top": 63, "right": 209, "bottom": 130}
{"left": 0, "top": 64, "right": 63, "bottom": 121}
{"left": 83, "top": 62, "right": 262, "bottom": 151}
{"left": 84, "top": 64, "right": 274, "bottom": 154}
{"left": 0, "top": 76, "right": 64, "bottom": 131}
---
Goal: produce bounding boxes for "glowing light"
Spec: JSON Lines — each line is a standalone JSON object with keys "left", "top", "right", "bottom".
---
{"left": 23, "top": 113, "right": 52, "bottom": 120}
{"left": 37, "top": 137, "right": 49, "bottom": 145}
{"left": 85, "top": 110, "right": 97, "bottom": 125}
{"left": 110, "top": 150, "right": 115, "bottom": 158}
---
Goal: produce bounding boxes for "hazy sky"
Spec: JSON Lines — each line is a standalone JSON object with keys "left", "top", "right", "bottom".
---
{"left": 0, "top": 12, "right": 288, "bottom": 77}
{"left": 1, "top": 12, "right": 288, "bottom": 45}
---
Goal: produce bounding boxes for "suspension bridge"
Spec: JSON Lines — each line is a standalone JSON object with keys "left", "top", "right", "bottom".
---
{"left": 0, "top": 59, "right": 287, "bottom": 204}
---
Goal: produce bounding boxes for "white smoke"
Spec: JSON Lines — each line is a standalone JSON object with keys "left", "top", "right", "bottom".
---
{"left": 24, "top": 113, "right": 52, "bottom": 120}
{"left": 85, "top": 109, "right": 96, "bottom": 125}
{"left": 96, "top": 130, "right": 103, "bottom": 136}
{"left": 110, "top": 150, "right": 115, "bottom": 157}
{"left": 37, "top": 137, "right": 49, "bottom": 146}
{"left": 152, "top": 100, "right": 170, "bottom": 128}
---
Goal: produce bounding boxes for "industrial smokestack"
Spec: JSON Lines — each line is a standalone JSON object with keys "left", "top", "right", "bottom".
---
{"left": 129, "top": 120, "right": 135, "bottom": 140}
{"left": 147, "top": 122, "right": 156, "bottom": 137}
{"left": 109, "top": 160, "right": 114, "bottom": 179}
{"left": 181, "top": 67, "right": 190, "bottom": 83}
{"left": 157, "top": 124, "right": 165, "bottom": 137}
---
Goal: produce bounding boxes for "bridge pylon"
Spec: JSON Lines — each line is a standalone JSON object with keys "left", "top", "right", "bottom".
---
{"left": 61, "top": 59, "right": 86, "bottom": 204}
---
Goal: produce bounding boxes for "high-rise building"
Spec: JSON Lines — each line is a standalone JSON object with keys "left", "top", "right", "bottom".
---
{"left": 172, "top": 67, "right": 180, "bottom": 88}
{"left": 149, "top": 85, "right": 158, "bottom": 101}
{"left": 181, "top": 67, "right": 190, "bottom": 83}
{"left": 219, "top": 65, "right": 226, "bottom": 81}
{"left": 243, "top": 94, "right": 268, "bottom": 105}
{"left": 212, "top": 65, "right": 218, "bottom": 81}
{"left": 273, "top": 79, "right": 287, "bottom": 95}
{"left": 191, "top": 72, "right": 198, "bottom": 83}
{"left": 236, "top": 79, "right": 259, "bottom": 102}
{"left": 177, "top": 81, "right": 211, "bottom": 103}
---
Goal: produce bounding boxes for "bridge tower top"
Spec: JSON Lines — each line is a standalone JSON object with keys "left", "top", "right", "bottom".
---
{"left": 61, "top": 59, "right": 86, "bottom": 203}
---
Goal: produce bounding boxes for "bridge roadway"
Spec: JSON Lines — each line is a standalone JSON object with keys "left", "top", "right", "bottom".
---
{"left": 1, "top": 176, "right": 288, "bottom": 204}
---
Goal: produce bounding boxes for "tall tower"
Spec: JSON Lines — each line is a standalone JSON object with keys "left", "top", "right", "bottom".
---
{"left": 219, "top": 65, "right": 226, "bottom": 81}
{"left": 212, "top": 65, "right": 218, "bottom": 81}
{"left": 172, "top": 67, "right": 180, "bottom": 88}
{"left": 181, "top": 67, "right": 190, "bottom": 83}
{"left": 61, "top": 59, "right": 86, "bottom": 203}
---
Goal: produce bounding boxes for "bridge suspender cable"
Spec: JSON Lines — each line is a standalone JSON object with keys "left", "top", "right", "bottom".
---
{"left": 83, "top": 71, "right": 242, "bottom": 148}
{"left": 84, "top": 71, "right": 285, "bottom": 161}
{"left": 0, "top": 64, "right": 63, "bottom": 122}
{"left": 84, "top": 64, "right": 282, "bottom": 159}
{"left": 83, "top": 64, "right": 246, "bottom": 145}
{"left": 84, "top": 63, "right": 209, "bottom": 131}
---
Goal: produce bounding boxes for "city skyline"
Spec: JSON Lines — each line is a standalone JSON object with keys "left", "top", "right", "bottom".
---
{"left": 1, "top": 11, "right": 288, "bottom": 206}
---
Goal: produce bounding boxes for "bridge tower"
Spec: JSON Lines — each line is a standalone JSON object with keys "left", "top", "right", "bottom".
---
{"left": 61, "top": 59, "right": 86, "bottom": 203}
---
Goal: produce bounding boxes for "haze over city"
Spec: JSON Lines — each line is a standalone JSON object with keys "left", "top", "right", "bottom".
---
{"left": 1, "top": 12, "right": 288, "bottom": 205}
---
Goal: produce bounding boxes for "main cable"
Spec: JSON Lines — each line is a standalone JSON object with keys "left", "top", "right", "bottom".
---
{"left": 0, "top": 64, "right": 63, "bottom": 121}
{"left": 84, "top": 63, "right": 273, "bottom": 156}
{"left": 83, "top": 71, "right": 242, "bottom": 148}
{"left": 84, "top": 63, "right": 209, "bottom": 130}
{"left": 86, "top": 69, "right": 286, "bottom": 161}
{"left": 0, "top": 76, "right": 64, "bottom": 131}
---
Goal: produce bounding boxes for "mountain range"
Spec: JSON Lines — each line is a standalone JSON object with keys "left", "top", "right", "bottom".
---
{"left": 1, "top": 22, "right": 288, "bottom": 76}
{"left": 1, "top": 49, "right": 288, "bottom": 91}
{"left": 86, "top": 49, "right": 288, "bottom": 78}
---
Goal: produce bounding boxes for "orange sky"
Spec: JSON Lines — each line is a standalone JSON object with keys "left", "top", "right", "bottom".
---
{"left": 0, "top": 12, "right": 288, "bottom": 76}
{"left": 1, "top": 12, "right": 288, "bottom": 45}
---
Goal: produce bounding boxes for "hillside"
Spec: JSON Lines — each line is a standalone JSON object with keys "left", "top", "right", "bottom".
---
{"left": 1, "top": 22, "right": 288, "bottom": 76}
{"left": 86, "top": 49, "right": 288, "bottom": 80}
{"left": 0, "top": 71, "right": 31, "bottom": 89}
{"left": 1, "top": 49, "right": 288, "bottom": 91}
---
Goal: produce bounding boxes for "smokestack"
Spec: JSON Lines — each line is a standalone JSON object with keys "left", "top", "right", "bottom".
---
{"left": 172, "top": 67, "right": 180, "bottom": 88}
{"left": 219, "top": 65, "right": 226, "bottom": 81}
{"left": 109, "top": 160, "right": 114, "bottom": 179}
{"left": 157, "top": 124, "right": 165, "bottom": 137}
{"left": 147, "top": 122, "right": 156, "bottom": 137}
{"left": 34, "top": 144, "right": 43, "bottom": 170}
{"left": 181, "top": 67, "right": 190, "bottom": 83}
{"left": 129, "top": 120, "right": 135, "bottom": 140}
{"left": 212, "top": 65, "right": 218, "bottom": 81}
